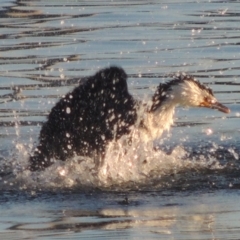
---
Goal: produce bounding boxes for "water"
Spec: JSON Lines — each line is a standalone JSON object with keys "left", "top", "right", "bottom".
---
{"left": 0, "top": 0, "right": 240, "bottom": 239}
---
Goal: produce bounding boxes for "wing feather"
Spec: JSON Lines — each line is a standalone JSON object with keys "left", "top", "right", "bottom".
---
{"left": 29, "top": 66, "right": 137, "bottom": 171}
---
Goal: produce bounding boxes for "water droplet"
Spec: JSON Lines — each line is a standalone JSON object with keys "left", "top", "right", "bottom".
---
{"left": 161, "top": 5, "right": 168, "bottom": 9}
{"left": 228, "top": 148, "right": 239, "bottom": 160}
{"left": 58, "top": 168, "right": 67, "bottom": 176}
{"left": 66, "top": 107, "right": 71, "bottom": 114}
{"left": 204, "top": 128, "right": 213, "bottom": 135}
{"left": 66, "top": 133, "right": 70, "bottom": 138}
{"left": 219, "top": 8, "right": 228, "bottom": 15}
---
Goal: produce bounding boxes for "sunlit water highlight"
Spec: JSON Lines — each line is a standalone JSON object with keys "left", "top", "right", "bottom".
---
{"left": 0, "top": 0, "right": 240, "bottom": 239}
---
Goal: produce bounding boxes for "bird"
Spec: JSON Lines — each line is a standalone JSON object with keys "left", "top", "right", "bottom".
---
{"left": 28, "top": 66, "right": 230, "bottom": 171}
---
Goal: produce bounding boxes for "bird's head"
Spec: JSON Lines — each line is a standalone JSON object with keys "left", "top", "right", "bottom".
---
{"left": 151, "top": 74, "right": 230, "bottom": 114}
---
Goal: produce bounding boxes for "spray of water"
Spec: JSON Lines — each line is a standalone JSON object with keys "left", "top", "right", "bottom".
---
{"left": 0, "top": 94, "right": 236, "bottom": 191}
{"left": 1, "top": 120, "right": 233, "bottom": 192}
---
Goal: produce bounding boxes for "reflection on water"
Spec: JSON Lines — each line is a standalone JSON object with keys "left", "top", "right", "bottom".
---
{"left": 1, "top": 190, "right": 240, "bottom": 240}
{"left": 0, "top": 0, "right": 240, "bottom": 239}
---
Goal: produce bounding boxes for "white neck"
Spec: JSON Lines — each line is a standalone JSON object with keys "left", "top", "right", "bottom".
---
{"left": 138, "top": 99, "right": 177, "bottom": 142}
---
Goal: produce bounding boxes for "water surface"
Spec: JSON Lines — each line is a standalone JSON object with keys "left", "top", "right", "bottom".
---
{"left": 0, "top": 0, "right": 240, "bottom": 239}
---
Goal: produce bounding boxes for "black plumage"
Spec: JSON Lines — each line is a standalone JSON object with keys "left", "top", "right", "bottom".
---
{"left": 29, "top": 66, "right": 137, "bottom": 171}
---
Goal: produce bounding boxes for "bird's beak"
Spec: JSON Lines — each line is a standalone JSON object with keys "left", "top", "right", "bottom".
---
{"left": 201, "top": 99, "right": 230, "bottom": 113}
{"left": 210, "top": 101, "right": 230, "bottom": 113}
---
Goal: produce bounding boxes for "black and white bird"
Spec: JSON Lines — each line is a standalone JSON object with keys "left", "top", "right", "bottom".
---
{"left": 29, "top": 66, "right": 230, "bottom": 171}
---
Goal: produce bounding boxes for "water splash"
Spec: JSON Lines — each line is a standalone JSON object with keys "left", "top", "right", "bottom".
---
{"left": 0, "top": 86, "right": 236, "bottom": 192}
{"left": 0, "top": 99, "right": 237, "bottom": 192}
{"left": 1, "top": 129, "right": 237, "bottom": 192}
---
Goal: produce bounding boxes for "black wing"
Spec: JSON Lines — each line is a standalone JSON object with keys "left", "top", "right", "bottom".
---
{"left": 29, "top": 66, "right": 137, "bottom": 171}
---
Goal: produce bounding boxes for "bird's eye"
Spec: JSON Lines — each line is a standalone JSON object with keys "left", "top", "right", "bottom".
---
{"left": 205, "top": 97, "right": 216, "bottom": 104}
{"left": 199, "top": 97, "right": 216, "bottom": 107}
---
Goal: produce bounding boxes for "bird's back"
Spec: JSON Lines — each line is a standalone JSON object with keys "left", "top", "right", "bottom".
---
{"left": 29, "top": 66, "right": 137, "bottom": 171}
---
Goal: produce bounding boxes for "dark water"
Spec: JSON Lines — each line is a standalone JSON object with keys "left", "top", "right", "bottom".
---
{"left": 0, "top": 0, "right": 240, "bottom": 239}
